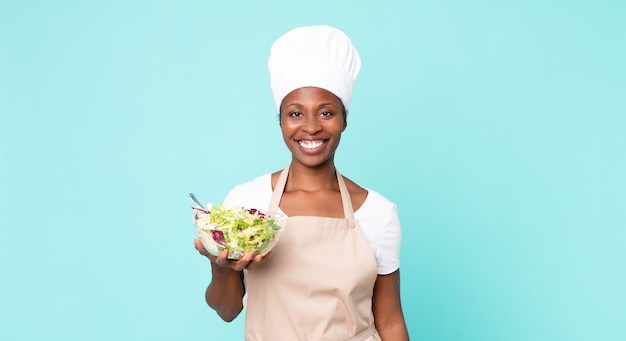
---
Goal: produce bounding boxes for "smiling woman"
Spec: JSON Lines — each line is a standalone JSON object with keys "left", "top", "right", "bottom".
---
{"left": 194, "top": 25, "right": 409, "bottom": 340}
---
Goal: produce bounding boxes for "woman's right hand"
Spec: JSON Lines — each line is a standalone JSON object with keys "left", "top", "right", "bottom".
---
{"left": 194, "top": 238, "right": 271, "bottom": 271}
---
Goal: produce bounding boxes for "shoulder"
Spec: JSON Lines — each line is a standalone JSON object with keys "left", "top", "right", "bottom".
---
{"left": 340, "top": 175, "right": 395, "bottom": 220}
{"left": 356, "top": 188, "right": 397, "bottom": 221}
{"left": 228, "top": 173, "right": 271, "bottom": 192}
{"left": 341, "top": 176, "right": 369, "bottom": 211}
{"left": 355, "top": 188, "right": 401, "bottom": 275}
{"left": 341, "top": 176, "right": 368, "bottom": 195}
{"left": 224, "top": 173, "right": 273, "bottom": 210}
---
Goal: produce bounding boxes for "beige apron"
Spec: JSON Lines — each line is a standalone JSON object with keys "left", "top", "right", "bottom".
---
{"left": 244, "top": 166, "right": 381, "bottom": 341}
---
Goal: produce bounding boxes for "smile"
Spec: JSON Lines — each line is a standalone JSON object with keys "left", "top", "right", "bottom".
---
{"left": 297, "top": 139, "right": 327, "bottom": 153}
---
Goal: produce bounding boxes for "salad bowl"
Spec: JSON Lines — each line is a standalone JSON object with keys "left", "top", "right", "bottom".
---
{"left": 191, "top": 195, "right": 286, "bottom": 260}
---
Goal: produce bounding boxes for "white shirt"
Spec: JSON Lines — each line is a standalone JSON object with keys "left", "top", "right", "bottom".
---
{"left": 224, "top": 173, "right": 401, "bottom": 275}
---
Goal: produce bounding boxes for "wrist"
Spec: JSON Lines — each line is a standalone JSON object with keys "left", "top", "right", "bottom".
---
{"left": 210, "top": 260, "right": 242, "bottom": 275}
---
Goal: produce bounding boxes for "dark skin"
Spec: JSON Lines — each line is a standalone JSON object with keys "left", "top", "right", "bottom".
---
{"left": 195, "top": 87, "right": 409, "bottom": 339}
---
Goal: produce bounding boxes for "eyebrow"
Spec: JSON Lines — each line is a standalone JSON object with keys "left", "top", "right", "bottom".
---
{"left": 284, "top": 102, "right": 338, "bottom": 109}
{"left": 317, "top": 102, "right": 337, "bottom": 109}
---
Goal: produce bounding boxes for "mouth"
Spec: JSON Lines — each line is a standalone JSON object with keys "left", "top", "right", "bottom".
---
{"left": 297, "top": 139, "right": 327, "bottom": 153}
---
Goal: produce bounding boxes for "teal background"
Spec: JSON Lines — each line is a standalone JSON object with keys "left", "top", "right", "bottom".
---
{"left": 1, "top": 0, "right": 624, "bottom": 340}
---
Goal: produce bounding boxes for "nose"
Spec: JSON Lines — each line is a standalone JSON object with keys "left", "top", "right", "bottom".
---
{"left": 302, "top": 115, "right": 322, "bottom": 134}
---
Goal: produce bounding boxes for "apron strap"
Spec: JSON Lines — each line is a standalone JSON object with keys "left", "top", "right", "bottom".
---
{"left": 268, "top": 165, "right": 290, "bottom": 216}
{"left": 336, "top": 170, "right": 355, "bottom": 220}
{"left": 267, "top": 164, "right": 355, "bottom": 220}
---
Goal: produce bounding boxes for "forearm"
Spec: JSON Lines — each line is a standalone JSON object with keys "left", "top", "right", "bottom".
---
{"left": 373, "top": 270, "right": 409, "bottom": 340}
{"left": 377, "top": 319, "right": 409, "bottom": 341}
{"left": 205, "top": 263, "right": 245, "bottom": 322}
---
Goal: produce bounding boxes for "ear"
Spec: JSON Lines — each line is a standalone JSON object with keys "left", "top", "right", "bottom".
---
{"left": 342, "top": 118, "right": 348, "bottom": 131}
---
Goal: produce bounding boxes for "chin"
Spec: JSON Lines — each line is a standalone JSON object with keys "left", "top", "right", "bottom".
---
{"left": 291, "top": 156, "right": 335, "bottom": 169}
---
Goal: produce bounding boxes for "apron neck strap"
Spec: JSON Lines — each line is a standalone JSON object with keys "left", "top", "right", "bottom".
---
{"left": 336, "top": 170, "right": 354, "bottom": 220}
{"left": 268, "top": 164, "right": 355, "bottom": 220}
{"left": 268, "top": 165, "right": 290, "bottom": 216}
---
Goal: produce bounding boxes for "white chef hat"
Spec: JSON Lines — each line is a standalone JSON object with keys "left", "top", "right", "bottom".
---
{"left": 268, "top": 25, "right": 361, "bottom": 113}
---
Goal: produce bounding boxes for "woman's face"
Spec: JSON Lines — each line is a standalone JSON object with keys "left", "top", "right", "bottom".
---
{"left": 279, "top": 87, "right": 347, "bottom": 169}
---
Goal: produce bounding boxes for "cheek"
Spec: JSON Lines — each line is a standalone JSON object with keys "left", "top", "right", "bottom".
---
{"left": 331, "top": 120, "right": 346, "bottom": 133}
{"left": 279, "top": 118, "right": 298, "bottom": 133}
{"left": 279, "top": 113, "right": 291, "bottom": 129}
{"left": 280, "top": 122, "right": 294, "bottom": 142}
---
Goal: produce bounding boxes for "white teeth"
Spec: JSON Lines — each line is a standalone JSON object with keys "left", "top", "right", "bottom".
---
{"left": 299, "top": 140, "right": 324, "bottom": 149}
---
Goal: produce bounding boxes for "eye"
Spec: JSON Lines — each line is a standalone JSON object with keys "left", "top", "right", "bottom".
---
{"left": 289, "top": 111, "right": 302, "bottom": 117}
{"left": 320, "top": 111, "right": 333, "bottom": 118}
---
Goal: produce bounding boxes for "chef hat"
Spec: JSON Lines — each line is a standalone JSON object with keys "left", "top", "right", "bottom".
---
{"left": 268, "top": 25, "right": 361, "bottom": 113}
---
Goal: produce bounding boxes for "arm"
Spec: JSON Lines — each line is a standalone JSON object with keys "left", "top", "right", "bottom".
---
{"left": 373, "top": 269, "right": 409, "bottom": 340}
{"left": 195, "top": 239, "right": 268, "bottom": 322}
{"left": 204, "top": 260, "right": 245, "bottom": 322}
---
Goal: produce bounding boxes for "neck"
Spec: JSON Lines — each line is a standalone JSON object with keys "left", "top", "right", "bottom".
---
{"left": 286, "top": 161, "right": 338, "bottom": 192}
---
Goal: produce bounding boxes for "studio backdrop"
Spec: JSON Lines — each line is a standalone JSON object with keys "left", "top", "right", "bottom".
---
{"left": 1, "top": 1, "right": 624, "bottom": 340}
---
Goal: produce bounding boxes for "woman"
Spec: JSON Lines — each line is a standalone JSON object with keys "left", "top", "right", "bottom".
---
{"left": 195, "top": 25, "right": 409, "bottom": 340}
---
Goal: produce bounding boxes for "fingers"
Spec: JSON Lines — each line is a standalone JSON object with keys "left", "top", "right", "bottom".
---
{"left": 194, "top": 239, "right": 221, "bottom": 266}
{"left": 232, "top": 253, "right": 254, "bottom": 271}
{"left": 211, "top": 250, "right": 251, "bottom": 271}
{"left": 194, "top": 239, "right": 211, "bottom": 257}
{"left": 254, "top": 251, "right": 271, "bottom": 263}
{"left": 214, "top": 249, "right": 232, "bottom": 267}
{"left": 193, "top": 238, "right": 202, "bottom": 251}
{"left": 245, "top": 252, "right": 272, "bottom": 270}
{"left": 194, "top": 240, "right": 271, "bottom": 271}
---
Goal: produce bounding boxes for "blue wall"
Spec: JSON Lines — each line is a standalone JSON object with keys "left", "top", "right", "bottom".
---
{"left": 1, "top": 1, "right": 624, "bottom": 340}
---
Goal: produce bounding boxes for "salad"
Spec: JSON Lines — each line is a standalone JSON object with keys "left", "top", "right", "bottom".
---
{"left": 192, "top": 201, "right": 285, "bottom": 260}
